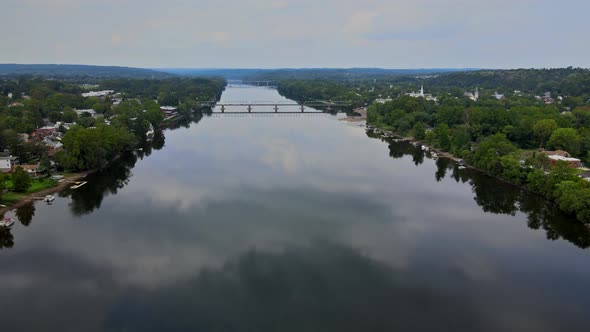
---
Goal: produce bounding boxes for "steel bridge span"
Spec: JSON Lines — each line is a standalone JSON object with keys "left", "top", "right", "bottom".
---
{"left": 201, "top": 101, "right": 351, "bottom": 113}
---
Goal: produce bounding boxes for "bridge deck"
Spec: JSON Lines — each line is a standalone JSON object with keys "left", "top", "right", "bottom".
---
{"left": 209, "top": 111, "right": 326, "bottom": 114}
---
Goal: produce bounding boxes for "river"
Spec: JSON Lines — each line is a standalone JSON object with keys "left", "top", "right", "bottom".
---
{"left": 1, "top": 86, "right": 589, "bottom": 331}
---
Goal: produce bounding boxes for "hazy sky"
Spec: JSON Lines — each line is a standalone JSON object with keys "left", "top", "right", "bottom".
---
{"left": 2, "top": 0, "right": 589, "bottom": 69}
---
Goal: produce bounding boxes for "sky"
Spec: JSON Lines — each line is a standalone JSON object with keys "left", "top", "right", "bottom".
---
{"left": 1, "top": 0, "right": 589, "bottom": 69}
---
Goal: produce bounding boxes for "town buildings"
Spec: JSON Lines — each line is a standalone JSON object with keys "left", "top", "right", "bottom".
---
{"left": 464, "top": 88, "right": 479, "bottom": 101}
{"left": 405, "top": 85, "right": 438, "bottom": 102}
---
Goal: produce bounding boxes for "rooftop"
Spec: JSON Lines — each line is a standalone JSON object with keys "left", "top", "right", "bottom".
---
{"left": 548, "top": 155, "right": 580, "bottom": 162}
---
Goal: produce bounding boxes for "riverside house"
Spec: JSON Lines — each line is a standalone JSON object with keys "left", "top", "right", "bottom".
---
{"left": 21, "top": 164, "right": 41, "bottom": 177}
{"left": 544, "top": 150, "right": 582, "bottom": 168}
{"left": 0, "top": 152, "right": 18, "bottom": 173}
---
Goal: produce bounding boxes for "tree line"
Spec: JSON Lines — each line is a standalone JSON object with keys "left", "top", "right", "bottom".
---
{"left": 0, "top": 77, "right": 225, "bottom": 175}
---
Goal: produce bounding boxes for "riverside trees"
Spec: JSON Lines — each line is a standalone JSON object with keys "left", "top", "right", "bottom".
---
{"left": 55, "top": 124, "right": 136, "bottom": 171}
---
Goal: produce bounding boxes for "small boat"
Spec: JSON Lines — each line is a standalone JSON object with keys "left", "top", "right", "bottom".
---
{"left": 70, "top": 181, "right": 87, "bottom": 189}
{"left": 0, "top": 217, "right": 14, "bottom": 228}
{"left": 458, "top": 166, "right": 466, "bottom": 170}
{"left": 44, "top": 195, "right": 55, "bottom": 203}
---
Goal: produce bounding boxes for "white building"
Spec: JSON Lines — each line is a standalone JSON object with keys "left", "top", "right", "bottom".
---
{"left": 81, "top": 90, "right": 114, "bottom": 98}
{"left": 0, "top": 153, "right": 17, "bottom": 173}
{"left": 375, "top": 98, "right": 392, "bottom": 104}
{"left": 406, "top": 85, "right": 438, "bottom": 101}
{"left": 75, "top": 109, "right": 97, "bottom": 117}
{"left": 492, "top": 91, "right": 504, "bottom": 100}
{"left": 464, "top": 87, "right": 479, "bottom": 101}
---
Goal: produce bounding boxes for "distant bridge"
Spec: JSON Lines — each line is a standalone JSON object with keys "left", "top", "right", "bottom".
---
{"left": 200, "top": 100, "right": 351, "bottom": 113}
{"left": 207, "top": 112, "right": 331, "bottom": 117}
{"left": 226, "top": 80, "right": 278, "bottom": 87}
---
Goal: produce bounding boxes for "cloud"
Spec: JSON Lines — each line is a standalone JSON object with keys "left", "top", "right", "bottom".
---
{"left": 0, "top": 0, "right": 588, "bottom": 68}
{"left": 111, "top": 34, "right": 123, "bottom": 45}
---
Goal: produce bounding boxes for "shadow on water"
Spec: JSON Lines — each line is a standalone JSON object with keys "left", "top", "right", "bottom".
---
{"left": 104, "top": 241, "right": 490, "bottom": 332}
{"left": 0, "top": 227, "right": 13, "bottom": 249}
{"left": 381, "top": 137, "right": 590, "bottom": 249}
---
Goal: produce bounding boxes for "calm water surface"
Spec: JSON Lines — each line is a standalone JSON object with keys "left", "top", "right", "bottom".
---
{"left": 1, "top": 86, "right": 589, "bottom": 331}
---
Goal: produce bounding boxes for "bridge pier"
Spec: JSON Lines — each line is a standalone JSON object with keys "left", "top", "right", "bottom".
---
{"left": 248, "top": 105, "right": 252, "bottom": 113}
{"left": 221, "top": 105, "right": 225, "bottom": 113}
{"left": 274, "top": 105, "right": 278, "bottom": 112}
{"left": 300, "top": 105, "right": 305, "bottom": 112}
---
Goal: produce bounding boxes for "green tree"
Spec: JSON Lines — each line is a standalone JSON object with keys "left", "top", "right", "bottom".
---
{"left": 40, "top": 157, "right": 52, "bottom": 176}
{"left": 473, "top": 133, "right": 517, "bottom": 176}
{"left": 548, "top": 128, "right": 581, "bottom": 155}
{"left": 0, "top": 173, "right": 5, "bottom": 201}
{"left": 62, "top": 106, "right": 78, "bottom": 123}
{"left": 413, "top": 122, "right": 426, "bottom": 140}
{"left": 500, "top": 154, "right": 527, "bottom": 185}
{"left": 554, "top": 181, "right": 590, "bottom": 223}
{"left": 434, "top": 124, "right": 451, "bottom": 151}
{"left": 12, "top": 166, "right": 31, "bottom": 193}
{"left": 533, "top": 119, "right": 557, "bottom": 147}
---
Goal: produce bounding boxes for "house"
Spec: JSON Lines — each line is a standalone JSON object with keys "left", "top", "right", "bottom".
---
{"left": 20, "top": 164, "right": 41, "bottom": 177}
{"left": 579, "top": 171, "right": 590, "bottom": 182}
{"left": 81, "top": 90, "right": 114, "bottom": 98}
{"left": 464, "top": 88, "right": 479, "bottom": 101}
{"left": 543, "top": 150, "right": 572, "bottom": 158}
{"left": 31, "top": 127, "right": 56, "bottom": 141}
{"left": 44, "top": 139, "right": 63, "bottom": 157}
{"left": 375, "top": 98, "right": 392, "bottom": 104}
{"left": 75, "top": 109, "right": 97, "bottom": 117}
{"left": 54, "top": 121, "right": 75, "bottom": 131}
{"left": 540, "top": 150, "right": 582, "bottom": 168}
{"left": 541, "top": 91, "right": 554, "bottom": 104}
{"left": 0, "top": 152, "right": 18, "bottom": 173}
{"left": 405, "top": 85, "right": 438, "bottom": 102}
{"left": 547, "top": 155, "right": 581, "bottom": 168}
{"left": 492, "top": 91, "right": 505, "bottom": 100}
{"left": 160, "top": 106, "right": 178, "bottom": 116}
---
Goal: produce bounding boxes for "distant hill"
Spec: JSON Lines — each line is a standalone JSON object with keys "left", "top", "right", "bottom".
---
{"left": 154, "top": 68, "right": 480, "bottom": 80}
{"left": 427, "top": 67, "right": 590, "bottom": 95}
{"left": 0, "top": 64, "right": 174, "bottom": 79}
{"left": 155, "top": 68, "right": 263, "bottom": 79}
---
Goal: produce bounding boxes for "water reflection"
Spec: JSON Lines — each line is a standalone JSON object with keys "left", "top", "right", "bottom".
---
{"left": 381, "top": 138, "right": 590, "bottom": 249}
{"left": 67, "top": 153, "right": 137, "bottom": 216}
{"left": 0, "top": 227, "right": 13, "bottom": 249}
{"left": 16, "top": 202, "right": 35, "bottom": 226}
{"left": 65, "top": 126, "right": 179, "bottom": 216}
{"left": 105, "top": 242, "right": 489, "bottom": 332}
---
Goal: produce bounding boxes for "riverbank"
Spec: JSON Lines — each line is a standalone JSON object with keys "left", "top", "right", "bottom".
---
{"left": 368, "top": 124, "right": 590, "bottom": 227}
{"left": 0, "top": 172, "right": 91, "bottom": 217}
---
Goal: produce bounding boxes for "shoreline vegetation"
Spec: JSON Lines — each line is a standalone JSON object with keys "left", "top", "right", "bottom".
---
{"left": 0, "top": 112, "right": 199, "bottom": 217}
{"left": 0, "top": 171, "right": 89, "bottom": 216}
{"left": 271, "top": 68, "right": 590, "bottom": 225}
{"left": 0, "top": 76, "right": 225, "bottom": 217}
{"left": 368, "top": 125, "right": 590, "bottom": 228}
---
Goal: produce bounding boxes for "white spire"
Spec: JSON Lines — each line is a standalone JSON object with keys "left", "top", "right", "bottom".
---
{"left": 420, "top": 85, "right": 424, "bottom": 97}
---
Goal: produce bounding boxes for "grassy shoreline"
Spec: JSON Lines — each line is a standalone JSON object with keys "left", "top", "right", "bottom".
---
{"left": 0, "top": 172, "right": 91, "bottom": 216}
